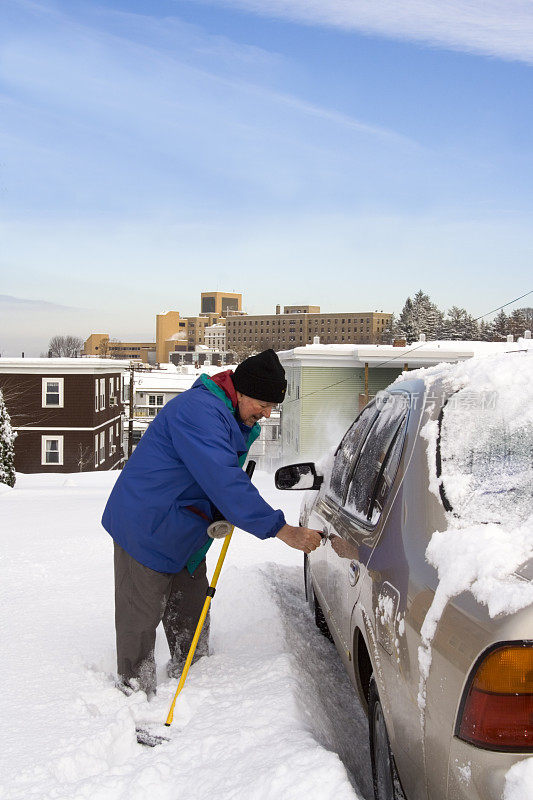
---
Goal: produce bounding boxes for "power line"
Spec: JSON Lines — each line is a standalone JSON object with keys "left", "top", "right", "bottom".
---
{"left": 283, "top": 348, "right": 414, "bottom": 406}
{"left": 473, "top": 290, "right": 532, "bottom": 322}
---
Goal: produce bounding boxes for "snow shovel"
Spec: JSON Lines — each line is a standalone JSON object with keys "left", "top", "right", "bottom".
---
{"left": 136, "top": 460, "right": 256, "bottom": 747}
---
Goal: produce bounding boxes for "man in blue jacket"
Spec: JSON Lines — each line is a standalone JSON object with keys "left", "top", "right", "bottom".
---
{"left": 102, "top": 349, "right": 321, "bottom": 696}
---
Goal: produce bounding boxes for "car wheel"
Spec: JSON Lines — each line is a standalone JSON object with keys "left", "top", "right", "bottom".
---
{"left": 304, "top": 555, "right": 333, "bottom": 641}
{"left": 368, "top": 678, "right": 405, "bottom": 800}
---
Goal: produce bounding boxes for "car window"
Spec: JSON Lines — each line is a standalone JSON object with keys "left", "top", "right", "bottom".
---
{"left": 344, "top": 393, "right": 408, "bottom": 525}
{"left": 327, "top": 402, "right": 379, "bottom": 503}
{"left": 438, "top": 390, "right": 533, "bottom": 525}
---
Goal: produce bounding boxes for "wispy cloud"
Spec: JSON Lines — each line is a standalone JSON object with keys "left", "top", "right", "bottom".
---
{"left": 199, "top": 0, "right": 533, "bottom": 64}
{"left": 0, "top": 294, "right": 82, "bottom": 311}
{"left": 0, "top": 0, "right": 415, "bottom": 188}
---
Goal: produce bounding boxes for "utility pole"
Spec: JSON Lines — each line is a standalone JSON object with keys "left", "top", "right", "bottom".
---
{"left": 126, "top": 361, "right": 153, "bottom": 459}
{"left": 128, "top": 361, "right": 135, "bottom": 459}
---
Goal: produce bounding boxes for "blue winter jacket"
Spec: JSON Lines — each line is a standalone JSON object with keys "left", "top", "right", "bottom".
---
{"left": 102, "top": 374, "right": 286, "bottom": 573}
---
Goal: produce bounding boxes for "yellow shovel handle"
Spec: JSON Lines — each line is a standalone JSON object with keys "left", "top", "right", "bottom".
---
{"left": 165, "top": 529, "right": 234, "bottom": 726}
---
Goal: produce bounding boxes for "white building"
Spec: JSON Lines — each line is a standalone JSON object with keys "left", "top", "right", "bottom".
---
{"left": 248, "top": 410, "right": 282, "bottom": 472}
{"left": 277, "top": 337, "right": 533, "bottom": 463}
{"left": 204, "top": 323, "right": 226, "bottom": 351}
{"left": 126, "top": 363, "right": 232, "bottom": 449}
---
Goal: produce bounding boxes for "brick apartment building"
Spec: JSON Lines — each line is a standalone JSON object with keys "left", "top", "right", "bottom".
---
{"left": 226, "top": 306, "right": 392, "bottom": 352}
{"left": 0, "top": 358, "right": 129, "bottom": 473}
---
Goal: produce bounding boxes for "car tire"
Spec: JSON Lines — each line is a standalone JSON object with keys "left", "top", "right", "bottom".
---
{"left": 304, "top": 555, "right": 333, "bottom": 641}
{"left": 368, "top": 678, "right": 406, "bottom": 800}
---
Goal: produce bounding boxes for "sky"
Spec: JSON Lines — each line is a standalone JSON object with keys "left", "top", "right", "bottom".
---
{"left": 1, "top": 0, "right": 532, "bottom": 355}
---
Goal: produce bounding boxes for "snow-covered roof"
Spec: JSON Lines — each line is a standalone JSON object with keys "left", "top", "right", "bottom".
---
{"left": 135, "top": 373, "right": 198, "bottom": 391}
{"left": 277, "top": 338, "right": 533, "bottom": 369}
{"left": 132, "top": 364, "right": 231, "bottom": 391}
{"left": 0, "top": 357, "right": 131, "bottom": 373}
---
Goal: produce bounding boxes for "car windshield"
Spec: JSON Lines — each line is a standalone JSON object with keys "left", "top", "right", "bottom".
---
{"left": 439, "top": 389, "right": 533, "bottom": 525}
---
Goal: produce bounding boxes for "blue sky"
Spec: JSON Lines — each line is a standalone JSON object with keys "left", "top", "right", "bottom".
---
{"left": 1, "top": 0, "right": 532, "bottom": 354}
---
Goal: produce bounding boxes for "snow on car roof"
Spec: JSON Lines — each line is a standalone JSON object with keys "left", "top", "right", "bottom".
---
{"left": 414, "top": 347, "right": 533, "bottom": 718}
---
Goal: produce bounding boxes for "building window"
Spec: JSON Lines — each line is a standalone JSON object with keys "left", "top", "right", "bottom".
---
{"left": 95, "top": 434, "right": 98, "bottom": 467}
{"left": 42, "top": 378, "right": 64, "bottom": 408}
{"left": 41, "top": 436, "right": 63, "bottom": 465}
{"left": 109, "top": 427, "right": 114, "bottom": 456}
{"left": 148, "top": 395, "right": 164, "bottom": 407}
{"left": 99, "top": 379, "right": 106, "bottom": 410}
{"left": 99, "top": 431, "right": 105, "bottom": 463}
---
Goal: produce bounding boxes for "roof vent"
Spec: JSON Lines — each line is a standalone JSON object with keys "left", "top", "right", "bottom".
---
{"left": 507, "top": 334, "right": 514, "bottom": 343}
{"left": 419, "top": 333, "right": 426, "bottom": 342}
{"left": 524, "top": 329, "right": 531, "bottom": 339}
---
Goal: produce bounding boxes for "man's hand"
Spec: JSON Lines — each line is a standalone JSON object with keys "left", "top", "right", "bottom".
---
{"left": 276, "top": 524, "right": 322, "bottom": 553}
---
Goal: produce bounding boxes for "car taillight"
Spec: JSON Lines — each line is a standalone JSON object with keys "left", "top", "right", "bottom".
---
{"left": 457, "top": 643, "right": 533, "bottom": 751}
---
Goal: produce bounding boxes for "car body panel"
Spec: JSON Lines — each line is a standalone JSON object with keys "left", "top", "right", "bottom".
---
{"left": 302, "top": 373, "right": 532, "bottom": 800}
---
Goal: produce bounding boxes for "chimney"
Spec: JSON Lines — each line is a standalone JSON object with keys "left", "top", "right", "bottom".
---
{"left": 524, "top": 330, "right": 531, "bottom": 339}
{"left": 419, "top": 333, "right": 426, "bottom": 342}
{"left": 507, "top": 334, "right": 514, "bottom": 343}
{"left": 313, "top": 336, "right": 320, "bottom": 345}
{"left": 276, "top": 304, "right": 280, "bottom": 315}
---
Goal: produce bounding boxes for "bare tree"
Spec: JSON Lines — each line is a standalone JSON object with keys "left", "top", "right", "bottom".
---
{"left": 76, "top": 442, "right": 94, "bottom": 472}
{"left": 232, "top": 343, "right": 259, "bottom": 361}
{"left": 48, "top": 335, "right": 83, "bottom": 357}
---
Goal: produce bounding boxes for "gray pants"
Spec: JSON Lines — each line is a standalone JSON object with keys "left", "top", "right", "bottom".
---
{"left": 114, "top": 542, "right": 209, "bottom": 695}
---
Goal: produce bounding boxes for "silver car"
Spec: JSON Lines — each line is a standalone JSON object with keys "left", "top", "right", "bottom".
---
{"left": 276, "top": 356, "right": 532, "bottom": 800}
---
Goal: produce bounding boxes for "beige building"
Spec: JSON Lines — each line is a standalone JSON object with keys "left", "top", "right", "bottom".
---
{"left": 83, "top": 334, "right": 155, "bottom": 363}
{"left": 226, "top": 306, "right": 392, "bottom": 352}
{"left": 200, "top": 291, "right": 242, "bottom": 316}
{"left": 156, "top": 312, "right": 187, "bottom": 364}
{"left": 282, "top": 304, "right": 320, "bottom": 315}
{"left": 156, "top": 292, "right": 242, "bottom": 362}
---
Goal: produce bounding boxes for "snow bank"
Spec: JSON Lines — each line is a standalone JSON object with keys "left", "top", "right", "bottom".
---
{"left": 0, "top": 471, "right": 370, "bottom": 800}
{"left": 504, "top": 758, "right": 533, "bottom": 800}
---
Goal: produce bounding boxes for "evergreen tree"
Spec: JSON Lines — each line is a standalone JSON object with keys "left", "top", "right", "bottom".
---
{"left": 508, "top": 308, "right": 527, "bottom": 339}
{"left": 394, "top": 290, "right": 444, "bottom": 343}
{"left": 411, "top": 290, "right": 444, "bottom": 340}
{"left": 442, "top": 307, "right": 480, "bottom": 340}
{"left": 479, "top": 319, "right": 496, "bottom": 342}
{"left": 492, "top": 310, "right": 508, "bottom": 340}
{"left": 520, "top": 307, "right": 533, "bottom": 332}
{"left": 0, "top": 389, "right": 16, "bottom": 488}
{"left": 393, "top": 297, "right": 417, "bottom": 343}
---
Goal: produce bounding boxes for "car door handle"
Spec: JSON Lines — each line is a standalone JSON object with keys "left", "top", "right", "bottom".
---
{"left": 349, "top": 560, "right": 360, "bottom": 586}
{"left": 320, "top": 529, "right": 330, "bottom": 545}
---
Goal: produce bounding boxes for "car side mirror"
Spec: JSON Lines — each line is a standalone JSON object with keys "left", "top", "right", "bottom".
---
{"left": 274, "top": 463, "right": 323, "bottom": 490}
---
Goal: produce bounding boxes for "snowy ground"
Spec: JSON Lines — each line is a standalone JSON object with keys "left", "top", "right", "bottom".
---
{"left": 0, "top": 471, "right": 372, "bottom": 800}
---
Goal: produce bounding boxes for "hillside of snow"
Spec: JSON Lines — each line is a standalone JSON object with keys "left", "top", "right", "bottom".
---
{"left": 0, "top": 471, "right": 371, "bottom": 800}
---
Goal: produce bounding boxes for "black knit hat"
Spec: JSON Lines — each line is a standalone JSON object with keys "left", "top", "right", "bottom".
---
{"left": 233, "top": 349, "right": 287, "bottom": 403}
